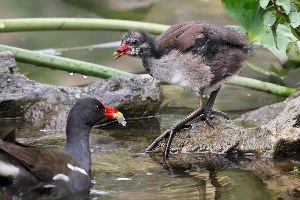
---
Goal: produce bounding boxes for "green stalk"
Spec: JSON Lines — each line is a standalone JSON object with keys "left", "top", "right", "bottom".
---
{"left": 227, "top": 76, "right": 296, "bottom": 97}
{"left": 0, "top": 18, "right": 169, "bottom": 34}
{"left": 0, "top": 44, "right": 132, "bottom": 79}
{"left": 246, "top": 62, "right": 272, "bottom": 76}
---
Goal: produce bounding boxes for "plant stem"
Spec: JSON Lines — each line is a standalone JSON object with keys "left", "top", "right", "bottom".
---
{"left": 0, "top": 44, "right": 132, "bottom": 79}
{"left": 35, "top": 41, "right": 120, "bottom": 55}
{"left": 0, "top": 18, "right": 169, "bottom": 34}
{"left": 246, "top": 62, "right": 271, "bottom": 76}
{"left": 246, "top": 62, "right": 284, "bottom": 80}
{"left": 227, "top": 76, "right": 296, "bottom": 97}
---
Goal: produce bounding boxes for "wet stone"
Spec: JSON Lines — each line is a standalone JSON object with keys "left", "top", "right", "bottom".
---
{"left": 150, "top": 90, "right": 300, "bottom": 158}
{"left": 0, "top": 51, "right": 161, "bottom": 131}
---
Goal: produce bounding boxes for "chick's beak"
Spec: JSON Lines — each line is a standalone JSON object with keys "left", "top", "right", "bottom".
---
{"left": 113, "top": 43, "right": 129, "bottom": 60}
{"left": 103, "top": 105, "right": 127, "bottom": 126}
{"left": 113, "top": 50, "right": 123, "bottom": 60}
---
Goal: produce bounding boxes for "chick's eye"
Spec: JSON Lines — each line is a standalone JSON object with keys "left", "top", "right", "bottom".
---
{"left": 95, "top": 105, "right": 100, "bottom": 111}
{"left": 132, "top": 39, "right": 137, "bottom": 45}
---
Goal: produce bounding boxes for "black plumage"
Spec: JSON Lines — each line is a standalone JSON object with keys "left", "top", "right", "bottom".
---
{"left": 0, "top": 98, "right": 124, "bottom": 198}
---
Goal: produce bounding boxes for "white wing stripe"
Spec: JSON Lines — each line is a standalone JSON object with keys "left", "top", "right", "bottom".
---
{"left": 67, "top": 163, "right": 88, "bottom": 176}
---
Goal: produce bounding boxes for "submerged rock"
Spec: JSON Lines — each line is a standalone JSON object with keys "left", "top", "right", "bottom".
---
{"left": 0, "top": 51, "right": 161, "bottom": 131}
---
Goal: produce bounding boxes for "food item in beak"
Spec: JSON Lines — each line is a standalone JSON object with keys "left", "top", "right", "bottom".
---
{"left": 114, "top": 112, "right": 127, "bottom": 126}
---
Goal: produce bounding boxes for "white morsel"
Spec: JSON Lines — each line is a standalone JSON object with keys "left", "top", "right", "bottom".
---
{"left": 116, "top": 177, "right": 132, "bottom": 181}
{"left": 90, "top": 189, "right": 111, "bottom": 195}
{"left": 114, "top": 113, "right": 127, "bottom": 126}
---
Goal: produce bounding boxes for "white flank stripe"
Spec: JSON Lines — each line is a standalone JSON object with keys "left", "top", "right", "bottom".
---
{"left": 53, "top": 174, "right": 70, "bottom": 182}
{"left": 44, "top": 184, "right": 56, "bottom": 188}
{"left": 0, "top": 161, "right": 19, "bottom": 177}
{"left": 67, "top": 163, "right": 88, "bottom": 176}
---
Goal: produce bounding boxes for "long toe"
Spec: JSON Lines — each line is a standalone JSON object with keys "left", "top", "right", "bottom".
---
{"left": 144, "top": 129, "right": 171, "bottom": 153}
{"left": 201, "top": 108, "right": 214, "bottom": 127}
{"left": 211, "top": 110, "right": 229, "bottom": 120}
{"left": 202, "top": 109, "right": 229, "bottom": 127}
{"left": 164, "top": 129, "right": 177, "bottom": 159}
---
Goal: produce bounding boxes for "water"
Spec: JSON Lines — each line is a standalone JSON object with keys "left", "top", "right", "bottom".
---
{"left": 1, "top": 0, "right": 299, "bottom": 199}
{"left": 0, "top": 117, "right": 278, "bottom": 200}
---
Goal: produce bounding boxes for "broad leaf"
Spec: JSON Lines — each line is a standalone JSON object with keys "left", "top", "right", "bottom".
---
{"left": 289, "top": 12, "right": 300, "bottom": 28}
{"left": 283, "top": 41, "right": 300, "bottom": 70}
{"left": 259, "top": 0, "right": 270, "bottom": 9}
{"left": 286, "top": 41, "right": 300, "bottom": 57}
{"left": 222, "top": 0, "right": 297, "bottom": 63}
{"left": 263, "top": 11, "right": 276, "bottom": 26}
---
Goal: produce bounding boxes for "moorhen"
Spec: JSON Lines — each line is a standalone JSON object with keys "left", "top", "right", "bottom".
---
{"left": 114, "top": 21, "right": 250, "bottom": 158}
{"left": 0, "top": 97, "right": 126, "bottom": 198}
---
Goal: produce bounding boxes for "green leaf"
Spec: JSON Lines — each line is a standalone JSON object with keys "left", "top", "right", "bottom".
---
{"left": 289, "top": 12, "right": 300, "bottom": 28}
{"left": 263, "top": 11, "right": 276, "bottom": 26}
{"left": 286, "top": 41, "right": 300, "bottom": 60}
{"left": 277, "top": 15, "right": 286, "bottom": 24}
{"left": 221, "top": 0, "right": 265, "bottom": 35}
{"left": 259, "top": 0, "right": 270, "bottom": 9}
{"left": 222, "top": 0, "right": 297, "bottom": 63}
{"left": 276, "top": 0, "right": 292, "bottom": 14}
{"left": 291, "top": 4, "right": 298, "bottom": 12}
{"left": 283, "top": 41, "right": 300, "bottom": 70}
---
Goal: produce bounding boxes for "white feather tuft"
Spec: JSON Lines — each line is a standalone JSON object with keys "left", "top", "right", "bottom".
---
{"left": 0, "top": 161, "right": 19, "bottom": 177}
{"left": 52, "top": 174, "right": 70, "bottom": 182}
{"left": 67, "top": 163, "right": 88, "bottom": 176}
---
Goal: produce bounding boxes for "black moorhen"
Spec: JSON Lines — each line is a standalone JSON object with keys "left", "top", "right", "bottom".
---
{"left": 113, "top": 21, "right": 250, "bottom": 158}
{"left": 0, "top": 97, "right": 126, "bottom": 198}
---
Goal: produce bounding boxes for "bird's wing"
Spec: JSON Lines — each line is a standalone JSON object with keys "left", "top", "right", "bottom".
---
{"left": 0, "top": 139, "right": 73, "bottom": 182}
{"left": 157, "top": 21, "right": 247, "bottom": 53}
{"left": 2, "top": 130, "right": 18, "bottom": 143}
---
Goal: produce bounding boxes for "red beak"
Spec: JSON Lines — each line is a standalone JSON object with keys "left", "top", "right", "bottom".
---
{"left": 103, "top": 104, "right": 127, "bottom": 126}
{"left": 103, "top": 105, "right": 120, "bottom": 119}
{"left": 113, "top": 43, "right": 129, "bottom": 60}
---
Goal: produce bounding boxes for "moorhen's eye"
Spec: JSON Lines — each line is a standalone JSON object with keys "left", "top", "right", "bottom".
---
{"left": 132, "top": 39, "right": 137, "bottom": 45}
{"left": 95, "top": 105, "right": 100, "bottom": 111}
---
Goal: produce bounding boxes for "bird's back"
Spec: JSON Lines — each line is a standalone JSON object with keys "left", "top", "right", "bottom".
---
{"left": 144, "top": 21, "right": 250, "bottom": 94}
{"left": 0, "top": 138, "right": 90, "bottom": 197}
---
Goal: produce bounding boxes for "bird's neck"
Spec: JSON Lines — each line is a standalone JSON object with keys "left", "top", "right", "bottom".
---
{"left": 143, "top": 33, "right": 164, "bottom": 59}
{"left": 63, "top": 123, "right": 92, "bottom": 173}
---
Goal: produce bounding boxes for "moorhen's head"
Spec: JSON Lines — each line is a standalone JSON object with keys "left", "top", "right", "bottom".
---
{"left": 113, "top": 30, "right": 156, "bottom": 59}
{"left": 67, "top": 98, "right": 126, "bottom": 128}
